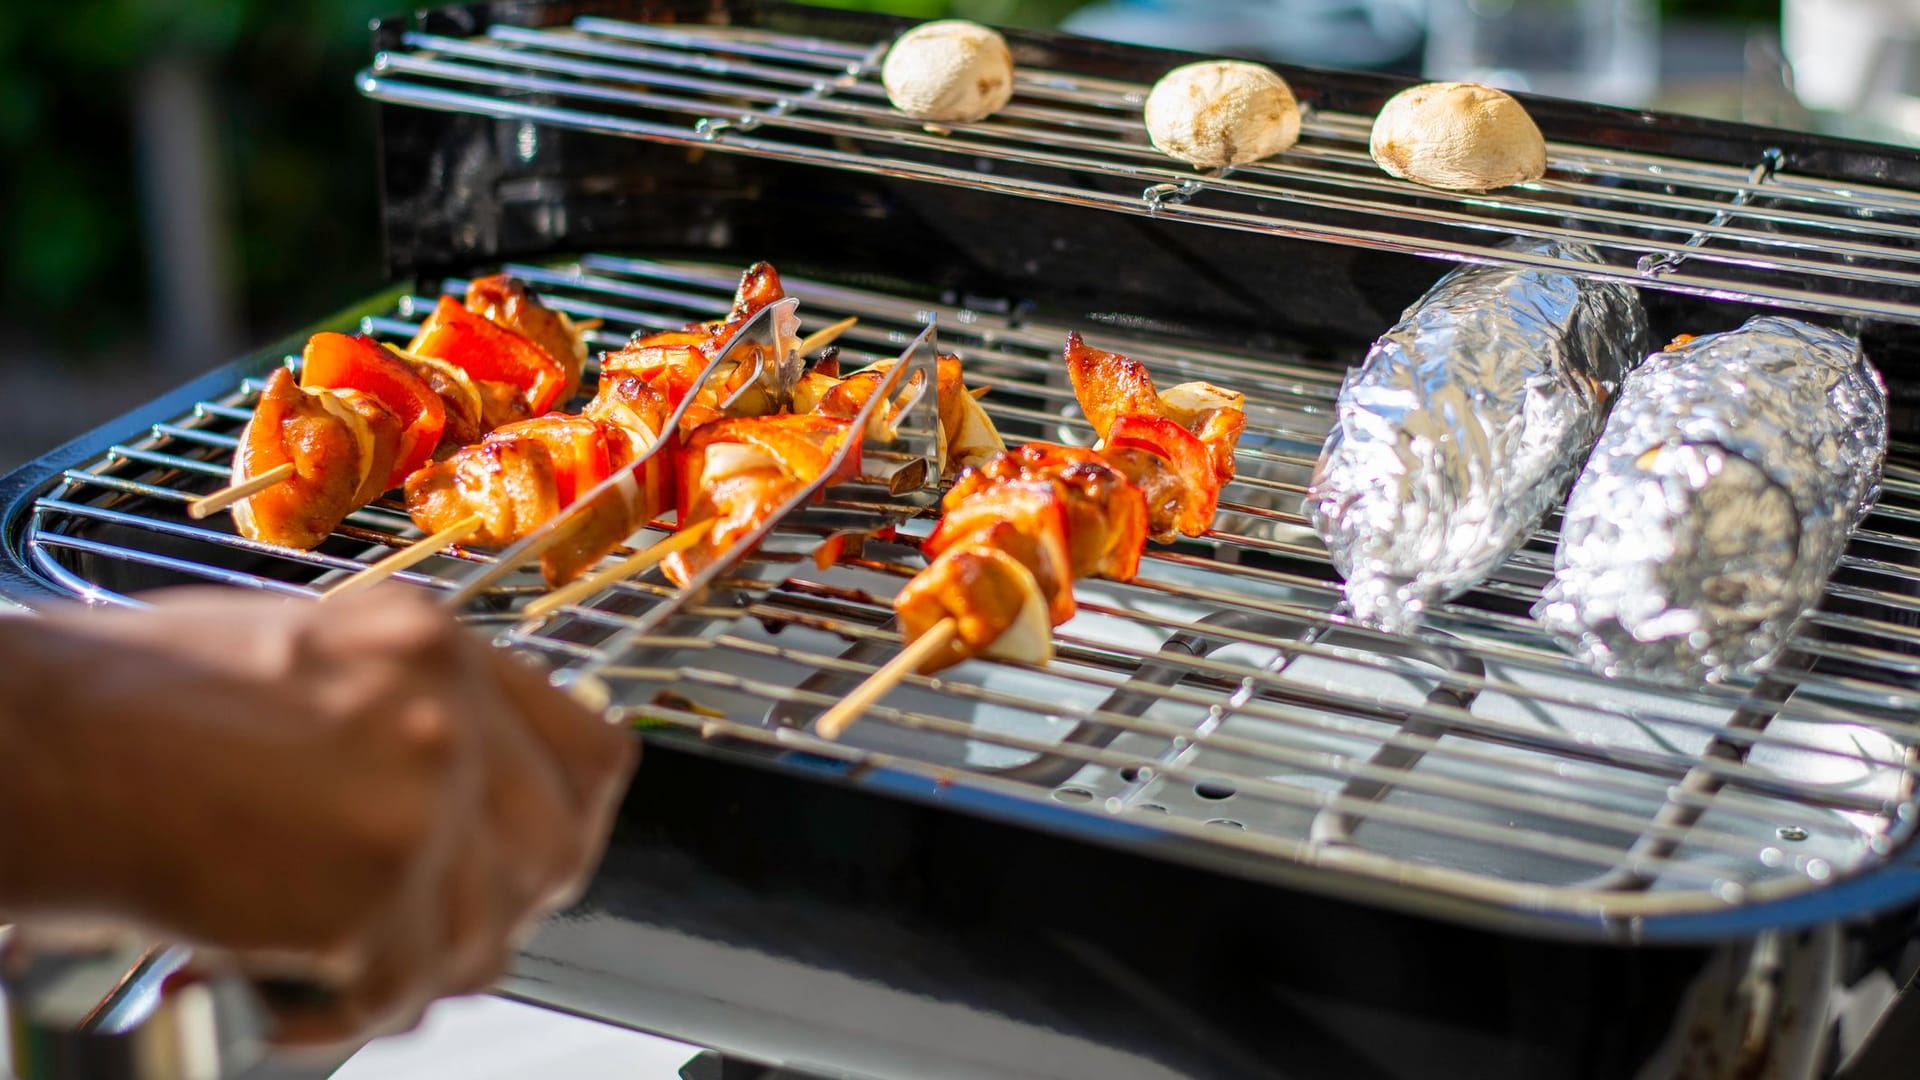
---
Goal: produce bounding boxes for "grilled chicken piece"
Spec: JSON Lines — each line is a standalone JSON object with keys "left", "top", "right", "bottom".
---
{"left": 896, "top": 526, "right": 1055, "bottom": 674}
{"left": 404, "top": 409, "right": 668, "bottom": 585}
{"left": 707, "top": 262, "right": 786, "bottom": 331}
{"left": 465, "top": 275, "right": 590, "bottom": 403}
{"left": 1065, "top": 332, "right": 1163, "bottom": 438}
{"left": 804, "top": 355, "right": 1005, "bottom": 475}
{"left": 499, "top": 415, "right": 642, "bottom": 586}
{"left": 232, "top": 368, "right": 374, "bottom": 549}
{"left": 925, "top": 480, "right": 1076, "bottom": 625}
{"left": 662, "top": 415, "right": 854, "bottom": 588}
{"left": 1103, "top": 447, "right": 1188, "bottom": 544}
{"left": 898, "top": 445, "right": 1152, "bottom": 675}
{"left": 404, "top": 437, "right": 561, "bottom": 548}
{"left": 948, "top": 443, "right": 1149, "bottom": 581}
{"left": 605, "top": 262, "right": 797, "bottom": 422}
{"left": 602, "top": 330, "right": 758, "bottom": 426}
{"left": 400, "top": 352, "right": 487, "bottom": 451}
{"left": 472, "top": 380, "right": 536, "bottom": 433}
{"left": 1064, "top": 330, "right": 1245, "bottom": 472}
{"left": 1064, "top": 332, "right": 1245, "bottom": 538}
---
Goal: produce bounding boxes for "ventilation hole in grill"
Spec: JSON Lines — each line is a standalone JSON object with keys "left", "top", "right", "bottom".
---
{"left": 1195, "top": 781, "right": 1236, "bottom": 800}
{"left": 1053, "top": 786, "right": 1094, "bottom": 804}
{"left": 1119, "top": 765, "right": 1147, "bottom": 783}
{"left": 1206, "top": 818, "right": 1246, "bottom": 829}
{"left": 1138, "top": 803, "right": 1168, "bottom": 813}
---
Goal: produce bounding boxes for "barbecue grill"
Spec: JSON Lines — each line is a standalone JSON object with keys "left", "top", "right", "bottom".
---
{"left": 5, "top": 3, "right": 1920, "bottom": 1077}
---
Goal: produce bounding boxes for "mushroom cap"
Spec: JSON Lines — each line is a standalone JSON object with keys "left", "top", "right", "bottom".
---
{"left": 1369, "top": 82, "right": 1547, "bottom": 192}
{"left": 881, "top": 20, "right": 1015, "bottom": 124}
{"left": 1143, "top": 60, "right": 1301, "bottom": 168}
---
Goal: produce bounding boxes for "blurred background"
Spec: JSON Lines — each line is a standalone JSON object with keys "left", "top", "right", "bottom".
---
{"left": 2, "top": 0, "right": 1916, "bottom": 472}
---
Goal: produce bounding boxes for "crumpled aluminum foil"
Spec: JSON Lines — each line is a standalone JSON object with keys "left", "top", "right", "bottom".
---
{"left": 1535, "top": 316, "right": 1888, "bottom": 682}
{"left": 1309, "top": 242, "right": 1649, "bottom": 633}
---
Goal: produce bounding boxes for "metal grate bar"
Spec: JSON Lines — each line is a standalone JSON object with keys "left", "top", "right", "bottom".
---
{"left": 28, "top": 533, "right": 315, "bottom": 599}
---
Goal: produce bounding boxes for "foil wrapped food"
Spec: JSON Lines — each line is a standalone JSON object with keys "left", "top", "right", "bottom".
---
{"left": 1309, "top": 243, "right": 1650, "bottom": 632}
{"left": 1535, "top": 317, "right": 1888, "bottom": 682}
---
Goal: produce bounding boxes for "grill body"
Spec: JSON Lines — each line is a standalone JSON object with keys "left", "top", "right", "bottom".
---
{"left": 4, "top": 3, "right": 1920, "bottom": 1077}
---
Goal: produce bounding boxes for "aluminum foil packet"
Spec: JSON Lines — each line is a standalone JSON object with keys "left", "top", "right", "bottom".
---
{"left": 1309, "top": 242, "right": 1649, "bottom": 633}
{"left": 1535, "top": 317, "right": 1888, "bottom": 683}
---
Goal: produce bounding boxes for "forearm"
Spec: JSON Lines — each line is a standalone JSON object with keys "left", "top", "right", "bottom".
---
{"left": 0, "top": 609, "right": 166, "bottom": 923}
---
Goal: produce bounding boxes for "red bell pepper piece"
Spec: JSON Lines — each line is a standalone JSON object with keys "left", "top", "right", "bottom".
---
{"left": 412, "top": 297, "right": 569, "bottom": 417}
{"left": 488, "top": 415, "right": 614, "bottom": 508}
{"left": 1105, "top": 413, "right": 1221, "bottom": 537}
{"left": 299, "top": 332, "right": 447, "bottom": 488}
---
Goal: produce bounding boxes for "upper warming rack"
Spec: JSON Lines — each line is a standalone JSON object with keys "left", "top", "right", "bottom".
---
{"left": 21, "top": 258, "right": 1920, "bottom": 936}
{"left": 358, "top": 16, "right": 1920, "bottom": 326}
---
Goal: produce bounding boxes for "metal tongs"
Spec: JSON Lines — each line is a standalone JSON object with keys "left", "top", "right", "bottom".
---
{"left": 441, "top": 295, "right": 806, "bottom": 609}
{"left": 545, "top": 316, "right": 945, "bottom": 717}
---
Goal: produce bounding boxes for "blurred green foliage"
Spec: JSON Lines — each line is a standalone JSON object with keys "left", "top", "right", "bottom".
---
{"left": 0, "top": 0, "right": 393, "bottom": 358}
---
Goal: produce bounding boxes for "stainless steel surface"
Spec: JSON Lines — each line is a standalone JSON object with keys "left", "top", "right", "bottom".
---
{"left": 356, "top": 19, "right": 1920, "bottom": 325}
{"left": 1309, "top": 239, "right": 1649, "bottom": 633}
{"left": 1539, "top": 317, "right": 1890, "bottom": 682}
{"left": 21, "top": 258, "right": 1920, "bottom": 931}
{"left": 1, "top": 930, "right": 266, "bottom": 1080}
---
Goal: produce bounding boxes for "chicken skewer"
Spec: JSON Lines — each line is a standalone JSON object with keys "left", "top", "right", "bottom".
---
{"left": 817, "top": 336, "right": 1244, "bottom": 739}
{"left": 445, "top": 307, "right": 1007, "bottom": 604}
{"left": 407, "top": 264, "right": 804, "bottom": 591}
{"left": 518, "top": 343, "right": 1006, "bottom": 618}
{"left": 336, "top": 262, "right": 821, "bottom": 595}
{"left": 448, "top": 316, "right": 952, "bottom": 620}
{"left": 202, "top": 274, "right": 581, "bottom": 546}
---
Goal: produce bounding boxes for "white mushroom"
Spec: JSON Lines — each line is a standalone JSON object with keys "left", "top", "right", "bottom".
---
{"left": 1369, "top": 82, "right": 1547, "bottom": 192}
{"left": 1143, "top": 60, "right": 1300, "bottom": 168}
{"left": 881, "top": 20, "right": 1015, "bottom": 124}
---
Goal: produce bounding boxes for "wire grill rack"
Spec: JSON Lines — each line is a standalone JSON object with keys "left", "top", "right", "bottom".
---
{"left": 22, "top": 257, "right": 1920, "bottom": 926}
{"left": 357, "top": 17, "right": 1920, "bottom": 326}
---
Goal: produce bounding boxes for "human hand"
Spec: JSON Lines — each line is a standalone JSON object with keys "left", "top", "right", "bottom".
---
{"left": 0, "top": 586, "right": 634, "bottom": 1047}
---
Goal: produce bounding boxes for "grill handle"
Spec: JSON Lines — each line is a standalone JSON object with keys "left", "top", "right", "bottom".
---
{"left": 1, "top": 928, "right": 276, "bottom": 1080}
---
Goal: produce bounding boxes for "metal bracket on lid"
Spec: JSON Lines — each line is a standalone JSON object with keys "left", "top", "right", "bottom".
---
{"left": 1638, "top": 148, "right": 1785, "bottom": 278}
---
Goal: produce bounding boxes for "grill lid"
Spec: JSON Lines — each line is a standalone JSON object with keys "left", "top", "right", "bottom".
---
{"left": 18, "top": 257, "right": 1920, "bottom": 940}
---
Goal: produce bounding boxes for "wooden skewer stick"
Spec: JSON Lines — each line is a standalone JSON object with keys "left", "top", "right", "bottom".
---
{"left": 798, "top": 316, "right": 859, "bottom": 357}
{"left": 521, "top": 519, "right": 717, "bottom": 620}
{"left": 816, "top": 618, "right": 958, "bottom": 741}
{"left": 324, "top": 515, "right": 484, "bottom": 601}
{"left": 186, "top": 462, "right": 295, "bottom": 520}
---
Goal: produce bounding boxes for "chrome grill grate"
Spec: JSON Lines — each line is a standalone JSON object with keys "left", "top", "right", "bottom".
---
{"left": 23, "top": 257, "right": 1920, "bottom": 929}
{"left": 356, "top": 18, "right": 1920, "bottom": 325}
